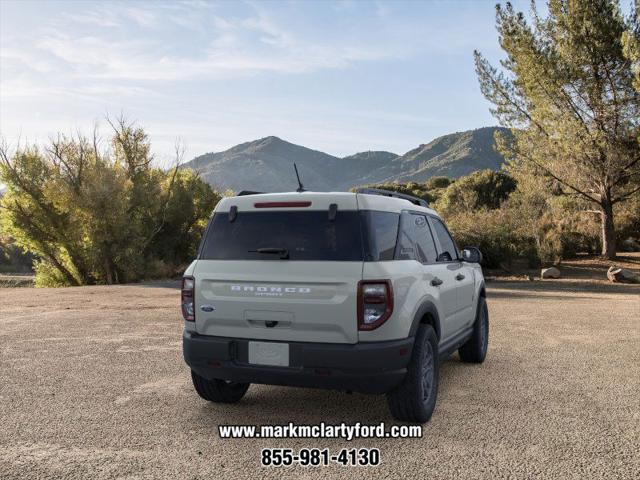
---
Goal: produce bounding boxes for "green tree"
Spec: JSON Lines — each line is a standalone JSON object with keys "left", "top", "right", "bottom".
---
{"left": 0, "top": 119, "right": 218, "bottom": 286}
{"left": 475, "top": 0, "right": 640, "bottom": 259}
{"left": 353, "top": 178, "right": 451, "bottom": 204}
{"left": 425, "top": 176, "right": 452, "bottom": 190}
{"left": 435, "top": 170, "right": 516, "bottom": 216}
{"left": 148, "top": 168, "right": 219, "bottom": 268}
{"left": 623, "top": 2, "right": 640, "bottom": 92}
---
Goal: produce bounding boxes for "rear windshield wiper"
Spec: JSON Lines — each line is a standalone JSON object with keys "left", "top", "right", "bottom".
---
{"left": 248, "top": 247, "right": 290, "bottom": 259}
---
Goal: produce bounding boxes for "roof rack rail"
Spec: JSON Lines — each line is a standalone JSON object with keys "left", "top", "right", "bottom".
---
{"left": 237, "top": 190, "right": 264, "bottom": 196}
{"left": 355, "top": 187, "right": 428, "bottom": 207}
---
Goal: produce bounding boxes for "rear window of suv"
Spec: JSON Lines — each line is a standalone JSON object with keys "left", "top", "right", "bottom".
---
{"left": 199, "top": 209, "right": 400, "bottom": 262}
{"left": 200, "top": 210, "right": 363, "bottom": 261}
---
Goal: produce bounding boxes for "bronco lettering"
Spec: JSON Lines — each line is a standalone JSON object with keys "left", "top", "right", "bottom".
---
{"left": 230, "top": 285, "right": 312, "bottom": 294}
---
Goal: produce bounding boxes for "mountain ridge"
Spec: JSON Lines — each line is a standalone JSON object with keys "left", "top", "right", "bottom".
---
{"left": 182, "top": 126, "right": 511, "bottom": 192}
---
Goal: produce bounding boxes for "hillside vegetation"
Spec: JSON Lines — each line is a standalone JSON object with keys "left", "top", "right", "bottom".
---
{"left": 0, "top": 119, "right": 218, "bottom": 286}
{"left": 182, "top": 127, "right": 510, "bottom": 193}
{"left": 1, "top": 1, "right": 638, "bottom": 285}
{"left": 363, "top": 169, "right": 639, "bottom": 269}
{"left": 475, "top": 1, "right": 639, "bottom": 259}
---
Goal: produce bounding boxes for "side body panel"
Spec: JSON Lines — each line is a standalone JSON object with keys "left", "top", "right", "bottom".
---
{"left": 359, "top": 260, "right": 452, "bottom": 342}
{"left": 455, "top": 262, "right": 478, "bottom": 328}
{"left": 426, "top": 262, "right": 464, "bottom": 340}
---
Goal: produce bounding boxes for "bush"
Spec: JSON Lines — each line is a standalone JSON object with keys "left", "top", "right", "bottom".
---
{"left": 425, "top": 176, "right": 451, "bottom": 190}
{"left": 435, "top": 170, "right": 516, "bottom": 216}
{"left": 33, "top": 259, "right": 72, "bottom": 288}
{"left": 445, "top": 208, "right": 538, "bottom": 269}
{"left": 354, "top": 177, "right": 453, "bottom": 205}
{"left": 0, "top": 235, "right": 33, "bottom": 273}
{"left": 0, "top": 120, "right": 219, "bottom": 286}
{"left": 616, "top": 194, "right": 640, "bottom": 247}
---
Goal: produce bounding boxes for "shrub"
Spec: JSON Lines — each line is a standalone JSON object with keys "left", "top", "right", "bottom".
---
{"left": 0, "top": 120, "right": 219, "bottom": 286}
{"left": 435, "top": 170, "right": 516, "bottom": 216}
{"left": 445, "top": 208, "right": 538, "bottom": 269}
{"left": 425, "top": 176, "right": 451, "bottom": 190}
{"left": 0, "top": 235, "right": 33, "bottom": 273}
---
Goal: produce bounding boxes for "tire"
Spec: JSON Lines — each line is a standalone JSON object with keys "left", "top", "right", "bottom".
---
{"left": 386, "top": 324, "right": 439, "bottom": 423}
{"left": 458, "top": 296, "right": 489, "bottom": 363}
{"left": 190, "top": 370, "right": 250, "bottom": 403}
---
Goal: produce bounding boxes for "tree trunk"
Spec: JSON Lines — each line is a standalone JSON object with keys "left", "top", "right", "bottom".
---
{"left": 104, "top": 257, "right": 114, "bottom": 285}
{"left": 600, "top": 199, "right": 616, "bottom": 260}
{"left": 42, "top": 250, "right": 80, "bottom": 286}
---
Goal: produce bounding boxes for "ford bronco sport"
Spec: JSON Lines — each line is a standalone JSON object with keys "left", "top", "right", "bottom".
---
{"left": 182, "top": 189, "right": 488, "bottom": 423}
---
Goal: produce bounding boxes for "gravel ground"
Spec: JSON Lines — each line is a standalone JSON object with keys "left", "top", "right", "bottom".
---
{"left": 0, "top": 281, "right": 638, "bottom": 479}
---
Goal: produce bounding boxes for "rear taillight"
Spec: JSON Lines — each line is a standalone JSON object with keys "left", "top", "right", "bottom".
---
{"left": 254, "top": 201, "right": 312, "bottom": 208}
{"left": 181, "top": 276, "right": 195, "bottom": 322}
{"left": 357, "top": 280, "right": 393, "bottom": 331}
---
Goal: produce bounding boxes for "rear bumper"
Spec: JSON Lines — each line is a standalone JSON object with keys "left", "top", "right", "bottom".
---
{"left": 183, "top": 331, "right": 414, "bottom": 394}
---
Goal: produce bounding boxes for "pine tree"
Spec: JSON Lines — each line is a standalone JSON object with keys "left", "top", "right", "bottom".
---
{"left": 475, "top": 0, "right": 640, "bottom": 259}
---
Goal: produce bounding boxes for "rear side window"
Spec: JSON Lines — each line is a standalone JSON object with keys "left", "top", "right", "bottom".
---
{"left": 200, "top": 210, "right": 363, "bottom": 261}
{"left": 396, "top": 212, "right": 438, "bottom": 263}
{"left": 430, "top": 217, "right": 458, "bottom": 262}
{"left": 360, "top": 211, "right": 400, "bottom": 261}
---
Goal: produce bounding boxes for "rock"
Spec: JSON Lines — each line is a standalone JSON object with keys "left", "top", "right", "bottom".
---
{"left": 541, "top": 267, "right": 561, "bottom": 279}
{"left": 607, "top": 266, "right": 639, "bottom": 283}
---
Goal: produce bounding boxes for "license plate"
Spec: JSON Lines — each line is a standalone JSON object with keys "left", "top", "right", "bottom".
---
{"left": 248, "top": 341, "right": 289, "bottom": 367}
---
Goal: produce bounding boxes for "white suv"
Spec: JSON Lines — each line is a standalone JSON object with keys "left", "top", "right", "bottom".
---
{"left": 182, "top": 189, "right": 488, "bottom": 423}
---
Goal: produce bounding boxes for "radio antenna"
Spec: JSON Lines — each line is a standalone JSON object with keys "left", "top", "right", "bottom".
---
{"left": 294, "top": 163, "right": 305, "bottom": 192}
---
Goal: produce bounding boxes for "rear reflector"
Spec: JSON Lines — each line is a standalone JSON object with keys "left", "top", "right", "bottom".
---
{"left": 254, "top": 201, "right": 312, "bottom": 208}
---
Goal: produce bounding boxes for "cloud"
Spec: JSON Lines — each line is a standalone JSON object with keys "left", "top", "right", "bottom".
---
{"left": 29, "top": 33, "right": 388, "bottom": 82}
{"left": 122, "top": 6, "right": 158, "bottom": 27}
{"left": 10, "top": 4, "right": 396, "bottom": 83}
{"left": 0, "top": 0, "right": 499, "bottom": 160}
{"left": 62, "top": 10, "right": 122, "bottom": 28}
{"left": 3, "top": 0, "right": 487, "bottom": 91}
{"left": 61, "top": 4, "right": 160, "bottom": 29}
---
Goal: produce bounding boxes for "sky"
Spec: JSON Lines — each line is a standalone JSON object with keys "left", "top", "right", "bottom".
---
{"left": 0, "top": 0, "right": 534, "bottom": 164}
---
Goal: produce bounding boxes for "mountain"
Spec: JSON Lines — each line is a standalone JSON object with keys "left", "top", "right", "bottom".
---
{"left": 182, "top": 127, "right": 510, "bottom": 192}
{"left": 339, "top": 151, "right": 399, "bottom": 186}
{"left": 184, "top": 136, "right": 343, "bottom": 192}
{"left": 370, "top": 126, "right": 510, "bottom": 183}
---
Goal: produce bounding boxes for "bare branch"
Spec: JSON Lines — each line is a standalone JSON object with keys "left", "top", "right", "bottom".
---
{"left": 139, "top": 138, "right": 184, "bottom": 252}
{"left": 612, "top": 183, "right": 640, "bottom": 204}
{"left": 513, "top": 145, "right": 601, "bottom": 203}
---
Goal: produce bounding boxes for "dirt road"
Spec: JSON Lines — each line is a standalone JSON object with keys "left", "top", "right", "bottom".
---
{"left": 1, "top": 281, "right": 638, "bottom": 479}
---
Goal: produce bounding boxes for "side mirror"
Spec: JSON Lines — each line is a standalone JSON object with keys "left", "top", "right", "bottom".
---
{"left": 462, "top": 247, "right": 482, "bottom": 264}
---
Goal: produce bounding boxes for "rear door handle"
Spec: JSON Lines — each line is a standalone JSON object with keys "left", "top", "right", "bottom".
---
{"left": 431, "top": 277, "right": 443, "bottom": 287}
{"left": 455, "top": 273, "right": 465, "bottom": 281}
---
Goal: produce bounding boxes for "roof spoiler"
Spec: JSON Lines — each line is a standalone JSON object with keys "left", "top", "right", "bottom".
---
{"left": 355, "top": 188, "right": 428, "bottom": 207}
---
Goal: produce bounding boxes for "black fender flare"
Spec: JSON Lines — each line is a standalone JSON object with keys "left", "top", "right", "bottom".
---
{"left": 478, "top": 280, "right": 486, "bottom": 299}
{"left": 475, "top": 281, "right": 487, "bottom": 323}
{"left": 408, "top": 301, "right": 442, "bottom": 341}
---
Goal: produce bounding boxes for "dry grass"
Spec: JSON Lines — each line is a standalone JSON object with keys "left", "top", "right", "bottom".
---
{"left": 0, "top": 274, "right": 35, "bottom": 288}
{"left": 485, "top": 251, "right": 640, "bottom": 284}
